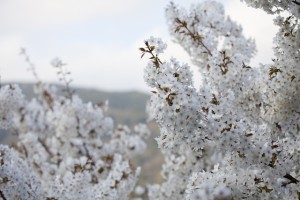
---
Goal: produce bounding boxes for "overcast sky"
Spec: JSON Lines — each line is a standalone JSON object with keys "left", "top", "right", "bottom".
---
{"left": 0, "top": 0, "right": 277, "bottom": 92}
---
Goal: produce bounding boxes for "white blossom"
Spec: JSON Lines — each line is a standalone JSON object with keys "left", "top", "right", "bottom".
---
{"left": 0, "top": 82, "right": 150, "bottom": 199}
{"left": 142, "top": 0, "right": 300, "bottom": 199}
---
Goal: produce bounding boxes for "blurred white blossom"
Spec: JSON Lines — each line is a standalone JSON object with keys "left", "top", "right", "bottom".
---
{"left": 0, "top": 82, "right": 150, "bottom": 199}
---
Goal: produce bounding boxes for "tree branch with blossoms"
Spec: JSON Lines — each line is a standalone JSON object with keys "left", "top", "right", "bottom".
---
{"left": 174, "top": 18, "right": 212, "bottom": 56}
{"left": 140, "top": 40, "right": 164, "bottom": 69}
{"left": 142, "top": 1, "right": 299, "bottom": 199}
{"left": 51, "top": 57, "right": 74, "bottom": 99}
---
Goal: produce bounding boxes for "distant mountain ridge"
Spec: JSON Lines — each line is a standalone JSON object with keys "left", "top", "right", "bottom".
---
{"left": 15, "top": 82, "right": 150, "bottom": 126}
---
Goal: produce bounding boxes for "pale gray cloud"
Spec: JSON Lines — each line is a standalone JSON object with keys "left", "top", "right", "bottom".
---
{"left": 0, "top": 0, "right": 277, "bottom": 92}
{"left": 0, "top": 0, "right": 148, "bottom": 33}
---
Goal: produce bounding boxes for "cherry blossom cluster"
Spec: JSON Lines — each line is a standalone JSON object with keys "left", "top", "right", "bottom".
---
{"left": 142, "top": 0, "right": 299, "bottom": 199}
{"left": 241, "top": 0, "right": 300, "bottom": 18}
{"left": 0, "top": 82, "right": 150, "bottom": 200}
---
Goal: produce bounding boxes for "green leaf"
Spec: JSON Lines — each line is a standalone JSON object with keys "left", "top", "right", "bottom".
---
{"left": 291, "top": 75, "right": 296, "bottom": 82}
{"left": 150, "top": 46, "right": 155, "bottom": 52}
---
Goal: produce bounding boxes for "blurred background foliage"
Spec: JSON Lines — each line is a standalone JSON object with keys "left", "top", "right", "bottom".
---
{"left": 0, "top": 82, "right": 163, "bottom": 187}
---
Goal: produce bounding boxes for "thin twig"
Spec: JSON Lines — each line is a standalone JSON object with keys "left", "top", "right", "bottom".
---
{"left": 20, "top": 48, "right": 41, "bottom": 84}
{"left": 38, "top": 137, "right": 53, "bottom": 157}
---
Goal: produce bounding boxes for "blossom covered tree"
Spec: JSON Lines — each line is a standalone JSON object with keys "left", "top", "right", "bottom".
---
{"left": 141, "top": 0, "right": 299, "bottom": 199}
{"left": 0, "top": 0, "right": 299, "bottom": 199}
{"left": 0, "top": 58, "right": 150, "bottom": 199}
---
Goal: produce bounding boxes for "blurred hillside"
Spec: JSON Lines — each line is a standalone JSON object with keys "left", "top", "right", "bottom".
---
{"left": 16, "top": 83, "right": 149, "bottom": 126}
{"left": 0, "top": 82, "right": 163, "bottom": 186}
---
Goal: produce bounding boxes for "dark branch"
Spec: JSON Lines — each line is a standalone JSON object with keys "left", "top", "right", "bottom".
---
{"left": 282, "top": 173, "right": 299, "bottom": 186}
{"left": 292, "top": 0, "right": 300, "bottom": 6}
{"left": 0, "top": 190, "right": 7, "bottom": 200}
